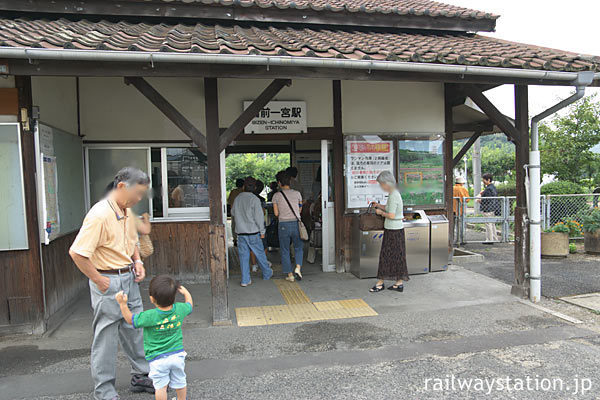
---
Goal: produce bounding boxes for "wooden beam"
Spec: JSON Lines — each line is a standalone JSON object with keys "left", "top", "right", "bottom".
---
{"left": 225, "top": 144, "right": 291, "bottom": 154}
{"left": 234, "top": 128, "right": 335, "bottom": 142}
{"left": 453, "top": 123, "right": 494, "bottom": 133}
{"left": 124, "top": 77, "right": 207, "bottom": 153}
{"left": 452, "top": 131, "right": 483, "bottom": 168}
{"left": 332, "top": 80, "right": 345, "bottom": 273}
{"left": 462, "top": 84, "right": 521, "bottom": 144}
{"left": 3, "top": 0, "right": 496, "bottom": 32}
{"left": 7, "top": 60, "right": 580, "bottom": 87}
{"left": 219, "top": 79, "right": 291, "bottom": 151}
{"left": 512, "top": 84, "right": 530, "bottom": 298}
{"left": 204, "top": 77, "right": 230, "bottom": 325}
{"left": 444, "top": 84, "right": 455, "bottom": 251}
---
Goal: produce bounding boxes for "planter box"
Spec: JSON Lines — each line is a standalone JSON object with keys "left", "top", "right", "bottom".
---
{"left": 541, "top": 232, "right": 568, "bottom": 258}
{"left": 584, "top": 231, "right": 600, "bottom": 254}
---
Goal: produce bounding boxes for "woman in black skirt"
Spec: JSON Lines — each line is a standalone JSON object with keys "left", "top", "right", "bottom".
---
{"left": 369, "top": 170, "right": 409, "bottom": 293}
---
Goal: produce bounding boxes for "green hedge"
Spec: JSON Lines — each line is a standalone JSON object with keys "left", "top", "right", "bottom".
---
{"left": 496, "top": 183, "right": 516, "bottom": 197}
{"left": 541, "top": 181, "right": 586, "bottom": 195}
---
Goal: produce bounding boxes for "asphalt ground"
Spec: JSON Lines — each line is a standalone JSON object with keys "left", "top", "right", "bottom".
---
{"left": 461, "top": 241, "right": 600, "bottom": 298}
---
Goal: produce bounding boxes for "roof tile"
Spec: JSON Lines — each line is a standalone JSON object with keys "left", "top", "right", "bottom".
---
{"left": 0, "top": 18, "right": 598, "bottom": 72}
{"left": 145, "top": 0, "right": 499, "bottom": 20}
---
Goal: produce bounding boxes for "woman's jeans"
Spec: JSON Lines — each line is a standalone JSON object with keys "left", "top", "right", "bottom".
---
{"left": 238, "top": 233, "right": 273, "bottom": 285}
{"left": 278, "top": 220, "right": 303, "bottom": 274}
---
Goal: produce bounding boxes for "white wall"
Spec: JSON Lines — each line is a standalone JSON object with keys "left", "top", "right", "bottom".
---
{"left": 80, "top": 77, "right": 203, "bottom": 141}
{"left": 78, "top": 77, "right": 444, "bottom": 141}
{"left": 342, "top": 81, "right": 444, "bottom": 134}
{"left": 218, "top": 78, "right": 333, "bottom": 128}
{"left": 31, "top": 77, "right": 78, "bottom": 135}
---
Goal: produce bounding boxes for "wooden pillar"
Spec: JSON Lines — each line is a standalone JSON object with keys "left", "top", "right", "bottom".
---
{"left": 332, "top": 80, "right": 345, "bottom": 272}
{"left": 15, "top": 76, "right": 45, "bottom": 331}
{"left": 444, "top": 84, "right": 455, "bottom": 253}
{"left": 204, "top": 77, "right": 230, "bottom": 325}
{"left": 512, "top": 85, "right": 530, "bottom": 298}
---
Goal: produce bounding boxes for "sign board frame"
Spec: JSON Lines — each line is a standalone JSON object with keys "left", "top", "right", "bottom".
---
{"left": 243, "top": 101, "right": 307, "bottom": 134}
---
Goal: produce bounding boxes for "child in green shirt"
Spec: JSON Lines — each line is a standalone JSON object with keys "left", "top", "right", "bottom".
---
{"left": 116, "top": 275, "right": 193, "bottom": 400}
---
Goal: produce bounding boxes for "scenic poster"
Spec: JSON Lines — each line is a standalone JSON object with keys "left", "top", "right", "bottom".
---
{"left": 397, "top": 138, "right": 444, "bottom": 206}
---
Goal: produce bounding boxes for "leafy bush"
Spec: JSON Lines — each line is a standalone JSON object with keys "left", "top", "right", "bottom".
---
{"left": 582, "top": 208, "right": 600, "bottom": 233}
{"left": 496, "top": 183, "right": 516, "bottom": 197}
{"left": 569, "top": 243, "right": 577, "bottom": 254}
{"left": 541, "top": 181, "right": 586, "bottom": 195}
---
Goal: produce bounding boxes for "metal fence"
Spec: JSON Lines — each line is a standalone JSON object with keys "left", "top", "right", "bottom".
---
{"left": 454, "top": 193, "right": 594, "bottom": 244}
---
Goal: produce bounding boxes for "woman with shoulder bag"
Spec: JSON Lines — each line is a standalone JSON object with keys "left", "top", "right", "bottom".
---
{"left": 369, "top": 171, "right": 409, "bottom": 293}
{"left": 272, "top": 171, "right": 304, "bottom": 282}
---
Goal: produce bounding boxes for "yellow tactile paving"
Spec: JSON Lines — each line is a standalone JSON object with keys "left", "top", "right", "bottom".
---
{"left": 234, "top": 306, "right": 267, "bottom": 327}
{"left": 234, "top": 279, "right": 378, "bottom": 326}
{"left": 273, "top": 279, "right": 312, "bottom": 305}
{"left": 235, "top": 300, "right": 378, "bottom": 326}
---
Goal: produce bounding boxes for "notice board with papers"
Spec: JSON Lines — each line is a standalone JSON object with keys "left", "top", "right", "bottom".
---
{"left": 35, "top": 122, "right": 85, "bottom": 244}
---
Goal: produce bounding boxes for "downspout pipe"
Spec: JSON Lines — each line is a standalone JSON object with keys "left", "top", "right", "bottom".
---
{"left": 528, "top": 71, "right": 595, "bottom": 302}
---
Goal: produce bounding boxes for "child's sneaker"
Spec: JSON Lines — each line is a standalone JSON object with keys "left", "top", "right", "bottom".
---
{"left": 251, "top": 264, "right": 258, "bottom": 272}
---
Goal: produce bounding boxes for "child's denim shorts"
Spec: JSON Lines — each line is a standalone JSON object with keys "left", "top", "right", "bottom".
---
{"left": 148, "top": 351, "right": 187, "bottom": 390}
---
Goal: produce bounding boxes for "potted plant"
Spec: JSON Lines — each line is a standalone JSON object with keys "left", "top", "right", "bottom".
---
{"left": 541, "top": 223, "right": 569, "bottom": 258}
{"left": 582, "top": 208, "right": 600, "bottom": 254}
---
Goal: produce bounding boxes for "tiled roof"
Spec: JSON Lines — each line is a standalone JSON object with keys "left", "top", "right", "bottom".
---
{"left": 1, "top": 18, "right": 598, "bottom": 72}
{"left": 148, "top": 0, "right": 499, "bottom": 20}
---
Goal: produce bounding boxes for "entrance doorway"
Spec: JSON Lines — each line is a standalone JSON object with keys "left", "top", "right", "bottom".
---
{"left": 224, "top": 139, "right": 335, "bottom": 278}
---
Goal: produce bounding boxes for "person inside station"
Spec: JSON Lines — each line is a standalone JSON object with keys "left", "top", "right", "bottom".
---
{"left": 272, "top": 170, "right": 304, "bottom": 282}
{"left": 249, "top": 179, "right": 272, "bottom": 272}
{"left": 267, "top": 181, "right": 279, "bottom": 202}
{"left": 227, "top": 178, "right": 245, "bottom": 247}
{"left": 286, "top": 166, "right": 305, "bottom": 200}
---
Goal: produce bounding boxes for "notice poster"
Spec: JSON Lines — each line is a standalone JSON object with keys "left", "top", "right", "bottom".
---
{"left": 346, "top": 138, "right": 394, "bottom": 209}
{"left": 42, "top": 154, "right": 60, "bottom": 243}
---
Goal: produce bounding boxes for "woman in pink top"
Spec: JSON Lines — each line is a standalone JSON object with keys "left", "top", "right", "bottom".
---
{"left": 272, "top": 170, "right": 303, "bottom": 282}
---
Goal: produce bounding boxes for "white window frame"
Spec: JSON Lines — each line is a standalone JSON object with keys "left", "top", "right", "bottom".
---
{"left": 159, "top": 146, "right": 210, "bottom": 221}
{"left": 84, "top": 143, "right": 210, "bottom": 222}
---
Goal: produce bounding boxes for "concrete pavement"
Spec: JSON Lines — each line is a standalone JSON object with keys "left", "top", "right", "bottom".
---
{"left": 1, "top": 263, "right": 600, "bottom": 399}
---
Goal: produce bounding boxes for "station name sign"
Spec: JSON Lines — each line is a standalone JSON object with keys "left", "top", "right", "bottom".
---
{"left": 244, "top": 101, "right": 307, "bottom": 134}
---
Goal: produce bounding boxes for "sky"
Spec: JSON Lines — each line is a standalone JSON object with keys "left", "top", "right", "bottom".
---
{"left": 441, "top": 0, "right": 600, "bottom": 119}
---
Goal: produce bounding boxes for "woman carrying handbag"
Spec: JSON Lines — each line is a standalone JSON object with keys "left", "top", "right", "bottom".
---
{"left": 272, "top": 170, "right": 305, "bottom": 282}
{"left": 369, "top": 171, "right": 409, "bottom": 293}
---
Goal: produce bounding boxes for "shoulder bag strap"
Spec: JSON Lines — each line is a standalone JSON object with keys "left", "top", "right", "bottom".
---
{"left": 280, "top": 190, "right": 301, "bottom": 222}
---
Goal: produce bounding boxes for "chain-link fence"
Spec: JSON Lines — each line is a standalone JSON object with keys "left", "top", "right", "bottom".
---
{"left": 544, "top": 194, "right": 596, "bottom": 238}
{"left": 454, "top": 193, "right": 595, "bottom": 244}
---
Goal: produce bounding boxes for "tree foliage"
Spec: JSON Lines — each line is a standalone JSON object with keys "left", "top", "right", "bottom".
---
{"left": 453, "top": 133, "right": 515, "bottom": 183}
{"left": 539, "top": 95, "right": 600, "bottom": 184}
{"left": 225, "top": 153, "right": 290, "bottom": 193}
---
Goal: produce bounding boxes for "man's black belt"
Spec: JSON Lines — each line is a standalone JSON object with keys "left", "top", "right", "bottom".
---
{"left": 237, "top": 232, "right": 259, "bottom": 236}
{"left": 97, "top": 264, "right": 134, "bottom": 274}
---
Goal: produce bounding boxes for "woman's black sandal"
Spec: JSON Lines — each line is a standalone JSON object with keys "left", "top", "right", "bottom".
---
{"left": 370, "top": 284, "right": 385, "bottom": 292}
{"left": 388, "top": 284, "right": 404, "bottom": 292}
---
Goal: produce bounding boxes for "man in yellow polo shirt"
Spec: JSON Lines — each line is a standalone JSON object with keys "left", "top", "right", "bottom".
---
{"left": 70, "top": 167, "right": 154, "bottom": 400}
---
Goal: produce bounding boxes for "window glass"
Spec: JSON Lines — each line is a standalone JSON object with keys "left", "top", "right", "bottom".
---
{"left": 87, "top": 148, "right": 150, "bottom": 215}
{"left": 166, "top": 148, "right": 209, "bottom": 209}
